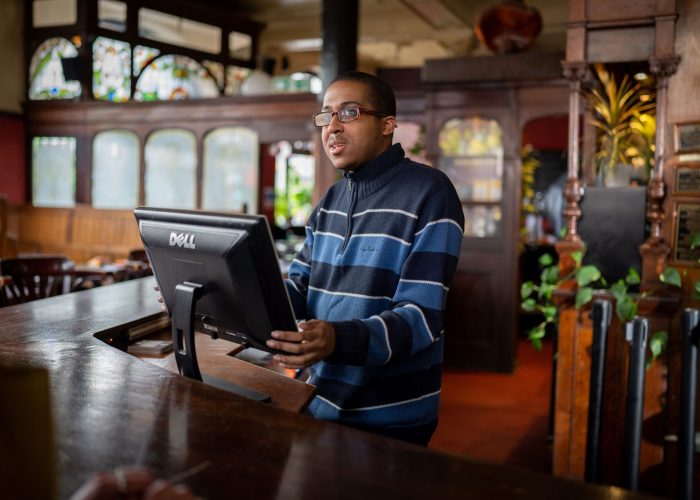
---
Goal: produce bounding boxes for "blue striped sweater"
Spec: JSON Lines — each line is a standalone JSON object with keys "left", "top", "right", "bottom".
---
{"left": 286, "top": 143, "right": 464, "bottom": 433}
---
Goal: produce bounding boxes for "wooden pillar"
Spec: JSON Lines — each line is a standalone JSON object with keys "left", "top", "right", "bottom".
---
{"left": 320, "top": 0, "right": 358, "bottom": 93}
{"left": 640, "top": 55, "right": 681, "bottom": 288}
{"left": 556, "top": 62, "right": 589, "bottom": 276}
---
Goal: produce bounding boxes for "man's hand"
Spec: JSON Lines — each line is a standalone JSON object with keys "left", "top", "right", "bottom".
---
{"left": 153, "top": 283, "right": 167, "bottom": 313}
{"left": 266, "top": 319, "right": 336, "bottom": 369}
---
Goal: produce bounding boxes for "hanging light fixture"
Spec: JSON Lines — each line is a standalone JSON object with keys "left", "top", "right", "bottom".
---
{"left": 475, "top": 0, "right": 543, "bottom": 54}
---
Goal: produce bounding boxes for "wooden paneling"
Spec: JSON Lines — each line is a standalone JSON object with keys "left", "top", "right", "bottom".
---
{"left": 10, "top": 205, "right": 142, "bottom": 263}
{"left": 587, "top": 26, "right": 655, "bottom": 63}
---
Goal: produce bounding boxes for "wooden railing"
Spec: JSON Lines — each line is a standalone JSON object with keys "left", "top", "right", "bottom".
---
{"left": 1, "top": 203, "right": 143, "bottom": 263}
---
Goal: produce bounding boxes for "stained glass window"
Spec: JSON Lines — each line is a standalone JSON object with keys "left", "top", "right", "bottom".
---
{"left": 92, "top": 130, "right": 139, "bottom": 209}
{"left": 225, "top": 65, "right": 251, "bottom": 96}
{"left": 92, "top": 37, "right": 131, "bottom": 102}
{"left": 144, "top": 129, "right": 197, "bottom": 209}
{"left": 29, "top": 37, "right": 81, "bottom": 100}
{"left": 202, "top": 60, "right": 225, "bottom": 90}
{"left": 202, "top": 128, "right": 259, "bottom": 213}
{"left": 32, "top": 136, "right": 76, "bottom": 207}
{"left": 134, "top": 55, "right": 219, "bottom": 101}
{"left": 133, "top": 45, "right": 160, "bottom": 76}
{"left": 438, "top": 117, "right": 504, "bottom": 238}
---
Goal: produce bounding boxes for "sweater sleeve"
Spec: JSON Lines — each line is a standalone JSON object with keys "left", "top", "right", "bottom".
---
{"left": 327, "top": 176, "right": 465, "bottom": 366}
{"left": 284, "top": 208, "right": 319, "bottom": 321}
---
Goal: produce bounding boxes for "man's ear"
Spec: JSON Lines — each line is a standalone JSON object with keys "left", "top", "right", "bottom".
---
{"left": 382, "top": 116, "right": 397, "bottom": 136}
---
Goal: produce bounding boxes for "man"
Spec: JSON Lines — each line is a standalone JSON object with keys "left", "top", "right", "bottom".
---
{"left": 265, "top": 71, "right": 464, "bottom": 446}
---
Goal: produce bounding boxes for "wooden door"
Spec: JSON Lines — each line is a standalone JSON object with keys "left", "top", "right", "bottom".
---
{"left": 435, "top": 105, "right": 519, "bottom": 372}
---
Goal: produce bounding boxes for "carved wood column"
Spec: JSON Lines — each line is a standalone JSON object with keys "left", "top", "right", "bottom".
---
{"left": 640, "top": 55, "right": 681, "bottom": 288}
{"left": 556, "top": 62, "right": 590, "bottom": 275}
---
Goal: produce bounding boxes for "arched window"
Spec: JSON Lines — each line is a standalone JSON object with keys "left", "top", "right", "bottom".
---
{"left": 29, "top": 37, "right": 81, "bottom": 100}
{"left": 438, "top": 117, "right": 504, "bottom": 238}
{"left": 134, "top": 55, "right": 219, "bottom": 101}
{"left": 92, "top": 36, "right": 131, "bottom": 102}
{"left": 202, "top": 127, "right": 259, "bottom": 213}
{"left": 32, "top": 136, "right": 76, "bottom": 207}
{"left": 92, "top": 130, "right": 140, "bottom": 208}
{"left": 144, "top": 129, "right": 197, "bottom": 208}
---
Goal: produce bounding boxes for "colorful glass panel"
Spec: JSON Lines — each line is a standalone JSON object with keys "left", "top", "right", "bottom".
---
{"left": 438, "top": 117, "right": 504, "bottom": 238}
{"left": 92, "top": 36, "right": 131, "bottom": 102}
{"left": 224, "top": 65, "right": 251, "bottom": 96}
{"left": 29, "top": 37, "right": 81, "bottom": 100}
{"left": 32, "top": 136, "right": 76, "bottom": 207}
{"left": 133, "top": 45, "right": 160, "bottom": 76}
{"left": 202, "top": 60, "right": 225, "bottom": 89}
{"left": 92, "top": 130, "right": 139, "bottom": 209}
{"left": 134, "top": 55, "right": 219, "bottom": 101}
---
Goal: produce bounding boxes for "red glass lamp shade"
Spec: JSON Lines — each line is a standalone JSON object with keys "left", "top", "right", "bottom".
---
{"left": 475, "top": 0, "right": 543, "bottom": 54}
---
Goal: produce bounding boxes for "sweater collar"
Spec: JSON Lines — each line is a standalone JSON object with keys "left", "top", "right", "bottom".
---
{"left": 343, "top": 143, "right": 405, "bottom": 197}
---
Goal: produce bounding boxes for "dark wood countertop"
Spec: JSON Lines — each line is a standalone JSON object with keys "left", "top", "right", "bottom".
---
{"left": 0, "top": 278, "right": 650, "bottom": 499}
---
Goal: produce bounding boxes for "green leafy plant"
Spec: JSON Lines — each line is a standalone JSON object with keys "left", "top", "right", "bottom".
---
{"left": 521, "top": 249, "right": 671, "bottom": 365}
{"left": 586, "top": 64, "right": 655, "bottom": 183}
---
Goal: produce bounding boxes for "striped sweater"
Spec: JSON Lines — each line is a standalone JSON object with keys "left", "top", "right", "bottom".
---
{"left": 286, "top": 143, "right": 464, "bottom": 434}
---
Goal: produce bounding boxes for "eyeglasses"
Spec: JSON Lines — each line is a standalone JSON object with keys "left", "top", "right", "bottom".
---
{"left": 313, "top": 106, "right": 388, "bottom": 127}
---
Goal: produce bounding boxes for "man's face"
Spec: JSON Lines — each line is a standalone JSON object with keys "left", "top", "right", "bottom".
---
{"left": 320, "top": 80, "right": 396, "bottom": 172}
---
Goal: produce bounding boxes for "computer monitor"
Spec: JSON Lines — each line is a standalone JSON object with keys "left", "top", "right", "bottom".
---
{"left": 134, "top": 207, "right": 297, "bottom": 383}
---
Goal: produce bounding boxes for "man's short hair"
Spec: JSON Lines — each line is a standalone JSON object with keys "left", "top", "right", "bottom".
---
{"left": 329, "top": 71, "right": 396, "bottom": 117}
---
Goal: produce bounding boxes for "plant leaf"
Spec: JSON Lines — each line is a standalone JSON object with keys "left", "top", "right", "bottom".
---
{"left": 575, "top": 287, "right": 593, "bottom": 309}
{"left": 522, "top": 298, "right": 536, "bottom": 312}
{"left": 691, "top": 233, "right": 700, "bottom": 250}
{"left": 625, "top": 268, "right": 640, "bottom": 285}
{"left": 571, "top": 251, "right": 583, "bottom": 267}
{"left": 610, "top": 280, "right": 628, "bottom": 302}
{"left": 649, "top": 331, "right": 668, "bottom": 360}
{"left": 538, "top": 253, "right": 553, "bottom": 267}
{"left": 616, "top": 296, "right": 637, "bottom": 322}
{"left": 576, "top": 265, "right": 601, "bottom": 287}
{"left": 521, "top": 281, "right": 535, "bottom": 299}
{"left": 541, "top": 266, "right": 559, "bottom": 285}
{"left": 659, "top": 266, "right": 682, "bottom": 287}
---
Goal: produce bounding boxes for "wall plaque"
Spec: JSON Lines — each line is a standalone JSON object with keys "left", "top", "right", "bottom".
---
{"left": 673, "top": 203, "right": 700, "bottom": 264}
{"left": 675, "top": 123, "right": 700, "bottom": 154}
{"left": 676, "top": 165, "right": 700, "bottom": 193}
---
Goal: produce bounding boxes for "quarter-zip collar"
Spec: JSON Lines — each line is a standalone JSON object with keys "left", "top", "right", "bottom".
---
{"left": 339, "top": 144, "right": 405, "bottom": 253}
{"left": 342, "top": 143, "right": 405, "bottom": 198}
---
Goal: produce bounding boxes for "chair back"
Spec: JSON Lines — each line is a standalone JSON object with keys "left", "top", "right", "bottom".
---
{"left": 0, "top": 256, "right": 73, "bottom": 304}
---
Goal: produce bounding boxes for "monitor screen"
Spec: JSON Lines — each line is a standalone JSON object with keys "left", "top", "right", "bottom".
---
{"left": 134, "top": 207, "right": 297, "bottom": 352}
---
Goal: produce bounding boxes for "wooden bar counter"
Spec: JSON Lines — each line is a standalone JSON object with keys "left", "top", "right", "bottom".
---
{"left": 0, "top": 278, "right": 648, "bottom": 499}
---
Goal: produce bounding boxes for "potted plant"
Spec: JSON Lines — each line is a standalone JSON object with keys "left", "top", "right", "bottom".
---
{"left": 586, "top": 64, "right": 655, "bottom": 186}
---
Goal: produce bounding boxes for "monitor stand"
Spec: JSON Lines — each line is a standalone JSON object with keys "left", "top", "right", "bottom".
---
{"left": 171, "top": 281, "right": 271, "bottom": 403}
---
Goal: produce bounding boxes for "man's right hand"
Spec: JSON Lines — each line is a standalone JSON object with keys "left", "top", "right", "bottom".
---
{"left": 153, "top": 283, "right": 167, "bottom": 313}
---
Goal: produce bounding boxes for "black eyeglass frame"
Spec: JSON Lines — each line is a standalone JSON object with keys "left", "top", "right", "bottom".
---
{"left": 313, "top": 106, "right": 389, "bottom": 127}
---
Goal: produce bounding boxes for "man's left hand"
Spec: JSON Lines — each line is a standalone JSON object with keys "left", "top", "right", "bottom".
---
{"left": 266, "top": 319, "right": 336, "bottom": 369}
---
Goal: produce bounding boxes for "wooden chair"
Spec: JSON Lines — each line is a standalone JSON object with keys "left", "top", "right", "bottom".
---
{"left": 0, "top": 256, "right": 87, "bottom": 305}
